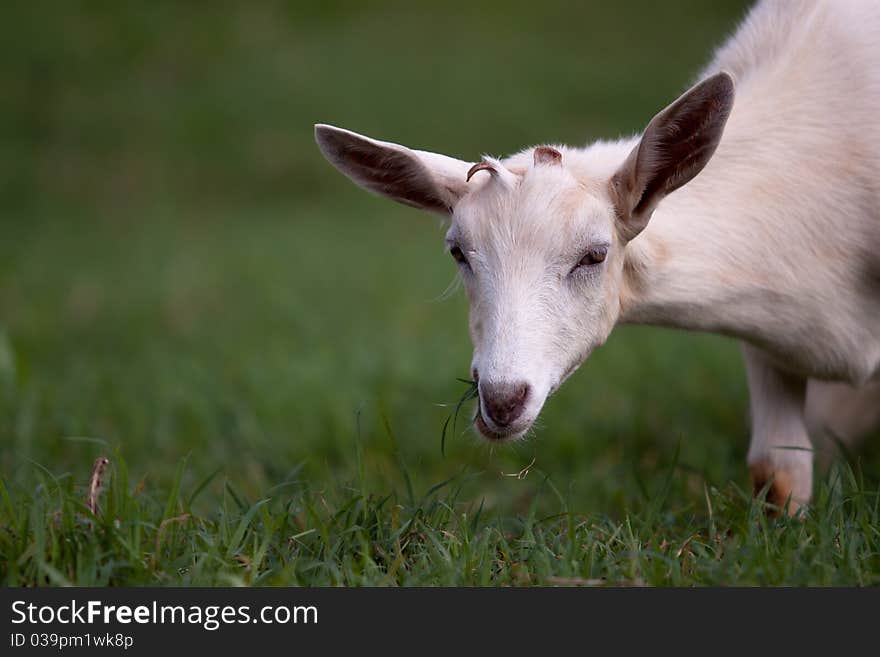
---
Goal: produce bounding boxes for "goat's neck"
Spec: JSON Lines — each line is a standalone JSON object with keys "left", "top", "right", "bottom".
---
{"left": 618, "top": 169, "right": 769, "bottom": 339}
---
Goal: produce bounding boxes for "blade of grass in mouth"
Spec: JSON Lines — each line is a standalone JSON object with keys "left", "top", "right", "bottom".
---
{"left": 441, "top": 379, "right": 478, "bottom": 457}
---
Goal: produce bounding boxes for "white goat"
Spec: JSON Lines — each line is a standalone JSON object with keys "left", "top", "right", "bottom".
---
{"left": 315, "top": 0, "right": 880, "bottom": 512}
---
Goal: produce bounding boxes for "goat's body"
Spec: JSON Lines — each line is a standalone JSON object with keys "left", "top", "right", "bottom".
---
{"left": 623, "top": 0, "right": 880, "bottom": 384}
{"left": 618, "top": 0, "right": 880, "bottom": 507}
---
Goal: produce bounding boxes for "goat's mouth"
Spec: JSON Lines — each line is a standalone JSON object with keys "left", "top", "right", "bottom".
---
{"left": 474, "top": 405, "right": 529, "bottom": 443}
{"left": 469, "top": 368, "right": 534, "bottom": 442}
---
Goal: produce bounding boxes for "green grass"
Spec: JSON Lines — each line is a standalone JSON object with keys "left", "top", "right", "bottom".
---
{"left": 3, "top": 442, "right": 880, "bottom": 586}
{"left": 2, "top": 1, "right": 879, "bottom": 586}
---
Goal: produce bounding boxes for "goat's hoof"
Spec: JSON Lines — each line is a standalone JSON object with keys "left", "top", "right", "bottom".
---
{"left": 749, "top": 462, "right": 809, "bottom": 517}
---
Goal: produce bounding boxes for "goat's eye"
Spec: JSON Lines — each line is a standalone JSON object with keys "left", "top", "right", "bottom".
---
{"left": 450, "top": 245, "right": 469, "bottom": 266}
{"left": 577, "top": 246, "right": 608, "bottom": 268}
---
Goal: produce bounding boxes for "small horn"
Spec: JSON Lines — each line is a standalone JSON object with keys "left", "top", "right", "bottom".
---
{"left": 534, "top": 146, "right": 562, "bottom": 166}
{"left": 466, "top": 160, "right": 496, "bottom": 182}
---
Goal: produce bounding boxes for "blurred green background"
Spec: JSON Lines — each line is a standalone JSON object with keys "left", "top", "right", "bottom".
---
{"left": 2, "top": 1, "right": 773, "bottom": 517}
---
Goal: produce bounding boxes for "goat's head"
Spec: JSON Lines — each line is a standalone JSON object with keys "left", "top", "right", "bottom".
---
{"left": 315, "top": 72, "right": 734, "bottom": 442}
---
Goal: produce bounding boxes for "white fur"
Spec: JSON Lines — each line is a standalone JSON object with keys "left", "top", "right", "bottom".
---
{"left": 316, "top": 0, "right": 880, "bottom": 506}
{"left": 620, "top": 0, "right": 880, "bottom": 506}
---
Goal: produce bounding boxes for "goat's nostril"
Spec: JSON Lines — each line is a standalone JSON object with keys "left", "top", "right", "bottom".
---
{"left": 481, "top": 381, "right": 530, "bottom": 429}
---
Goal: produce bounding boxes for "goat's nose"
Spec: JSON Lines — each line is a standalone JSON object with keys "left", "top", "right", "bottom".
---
{"left": 480, "top": 381, "right": 530, "bottom": 428}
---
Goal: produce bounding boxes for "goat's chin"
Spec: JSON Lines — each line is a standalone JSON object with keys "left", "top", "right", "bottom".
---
{"left": 474, "top": 409, "right": 529, "bottom": 443}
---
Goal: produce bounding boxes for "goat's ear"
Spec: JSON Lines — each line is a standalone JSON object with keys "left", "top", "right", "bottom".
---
{"left": 314, "top": 124, "right": 471, "bottom": 215}
{"left": 611, "top": 72, "right": 734, "bottom": 240}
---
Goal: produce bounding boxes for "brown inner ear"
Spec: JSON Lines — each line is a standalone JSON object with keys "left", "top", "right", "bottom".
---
{"left": 634, "top": 96, "right": 730, "bottom": 217}
{"left": 339, "top": 142, "right": 450, "bottom": 212}
{"left": 612, "top": 72, "right": 734, "bottom": 239}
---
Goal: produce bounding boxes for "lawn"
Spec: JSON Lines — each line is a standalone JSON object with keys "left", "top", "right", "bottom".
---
{"left": 2, "top": 1, "right": 879, "bottom": 586}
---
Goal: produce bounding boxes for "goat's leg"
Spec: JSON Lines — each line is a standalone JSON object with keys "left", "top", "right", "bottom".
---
{"left": 742, "top": 344, "right": 813, "bottom": 513}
